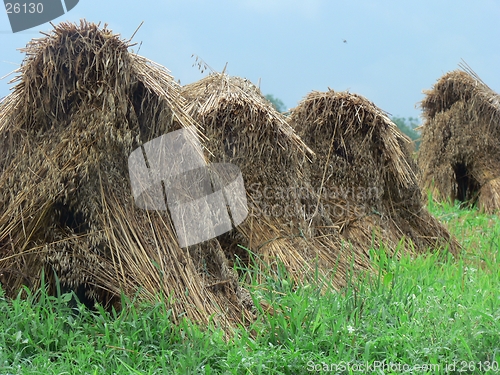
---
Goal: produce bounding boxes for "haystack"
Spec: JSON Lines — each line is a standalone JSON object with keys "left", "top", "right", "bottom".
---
{"left": 0, "top": 21, "right": 253, "bottom": 329}
{"left": 288, "top": 90, "right": 459, "bottom": 259}
{"left": 182, "top": 74, "right": 365, "bottom": 287}
{"left": 182, "top": 72, "right": 332, "bottom": 279}
{"left": 418, "top": 67, "right": 500, "bottom": 213}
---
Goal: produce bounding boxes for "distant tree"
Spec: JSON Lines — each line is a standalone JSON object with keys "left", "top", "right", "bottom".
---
{"left": 265, "top": 94, "right": 287, "bottom": 113}
{"left": 392, "top": 116, "right": 421, "bottom": 150}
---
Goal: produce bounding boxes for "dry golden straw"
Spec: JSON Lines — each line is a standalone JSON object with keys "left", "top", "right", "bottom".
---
{"left": 288, "top": 90, "right": 460, "bottom": 261}
{"left": 0, "top": 21, "right": 461, "bottom": 331}
{"left": 0, "top": 21, "right": 253, "bottom": 333}
{"left": 182, "top": 74, "right": 459, "bottom": 292}
{"left": 418, "top": 64, "right": 500, "bottom": 213}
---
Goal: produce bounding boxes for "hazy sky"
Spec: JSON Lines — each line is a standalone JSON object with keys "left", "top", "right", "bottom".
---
{"left": 1, "top": 0, "right": 499, "bottom": 119}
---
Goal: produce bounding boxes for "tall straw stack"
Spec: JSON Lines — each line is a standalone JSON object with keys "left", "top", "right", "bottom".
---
{"left": 418, "top": 66, "right": 500, "bottom": 213}
{"left": 288, "top": 90, "right": 459, "bottom": 260}
{"left": 0, "top": 21, "right": 253, "bottom": 331}
{"left": 182, "top": 74, "right": 364, "bottom": 288}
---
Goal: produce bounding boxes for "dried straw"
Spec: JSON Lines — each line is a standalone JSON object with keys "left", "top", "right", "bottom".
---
{"left": 181, "top": 74, "right": 458, "bottom": 291}
{"left": 418, "top": 65, "right": 500, "bottom": 213}
{"left": 289, "top": 90, "right": 459, "bottom": 259}
{"left": 182, "top": 73, "right": 363, "bottom": 288}
{"left": 0, "top": 21, "right": 253, "bottom": 332}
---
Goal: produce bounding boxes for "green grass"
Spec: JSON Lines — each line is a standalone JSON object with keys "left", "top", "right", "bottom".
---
{"left": 1, "top": 201, "right": 499, "bottom": 374}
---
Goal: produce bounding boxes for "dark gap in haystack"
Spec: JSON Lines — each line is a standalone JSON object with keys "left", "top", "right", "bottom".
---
{"left": 130, "top": 81, "right": 155, "bottom": 141}
{"left": 45, "top": 200, "right": 120, "bottom": 311}
{"left": 71, "top": 284, "right": 98, "bottom": 309}
{"left": 217, "top": 230, "right": 249, "bottom": 268}
{"left": 453, "top": 162, "right": 480, "bottom": 205}
{"left": 59, "top": 281, "right": 118, "bottom": 311}
{"left": 333, "top": 138, "right": 352, "bottom": 163}
{"left": 53, "top": 202, "right": 88, "bottom": 234}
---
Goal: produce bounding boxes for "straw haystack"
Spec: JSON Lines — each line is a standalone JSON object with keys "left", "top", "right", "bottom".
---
{"left": 182, "top": 74, "right": 365, "bottom": 287}
{"left": 288, "top": 90, "right": 459, "bottom": 259}
{"left": 418, "top": 67, "right": 500, "bottom": 213}
{"left": 182, "top": 73, "right": 336, "bottom": 279}
{"left": 0, "top": 21, "right": 253, "bottom": 329}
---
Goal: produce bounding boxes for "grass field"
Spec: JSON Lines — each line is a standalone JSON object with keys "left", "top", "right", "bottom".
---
{"left": 0, "top": 200, "right": 499, "bottom": 374}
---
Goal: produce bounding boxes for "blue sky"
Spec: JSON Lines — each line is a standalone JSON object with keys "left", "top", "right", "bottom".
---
{"left": 1, "top": 0, "right": 499, "bottom": 119}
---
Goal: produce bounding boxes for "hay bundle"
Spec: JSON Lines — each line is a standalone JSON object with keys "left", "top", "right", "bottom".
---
{"left": 0, "top": 21, "right": 253, "bottom": 329}
{"left": 289, "top": 90, "right": 459, "bottom": 258}
{"left": 182, "top": 74, "right": 360, "bottom": 286}
{"left": 418, "top": 67, "right": 500, "bottom": 213}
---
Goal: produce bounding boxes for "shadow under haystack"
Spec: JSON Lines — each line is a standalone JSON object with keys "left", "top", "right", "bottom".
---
{"left": 182, "top": 74, "right": 364, "bottom": 287}
{"left": 288, "top": 90, "right": 459, "bottom": 259}
{"left": 418, "top": 67, "right": 500, "bottom": 213}
{"left": 0, "top": 21, "right": 253, "bottom": 330}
